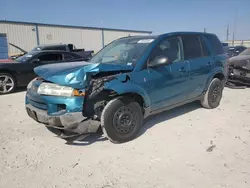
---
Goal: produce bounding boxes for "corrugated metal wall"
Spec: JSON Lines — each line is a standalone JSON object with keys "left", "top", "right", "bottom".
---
{"left": 0, "top": 21, "right": 151, "bottom": 56}
{"left": 0, "top": 23, "right": 37, "bottom": 55}
{"left": 38, "top": 26, "right": 103, "bottom": 53}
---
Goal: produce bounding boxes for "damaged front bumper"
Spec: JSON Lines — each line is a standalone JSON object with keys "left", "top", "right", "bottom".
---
{"left": 227, "top": 65, "right": 250, "bottom": 87}
{"left": 25, "top": 88, "right": 100, "bottom": 140}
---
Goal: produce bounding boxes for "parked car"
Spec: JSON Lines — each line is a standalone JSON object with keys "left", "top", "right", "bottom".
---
{"left": 9, "top": 43, "right": 28, "bottom": 60}
{"left": 25, "top": 32, "right": 228, "bottom": 143}
{"left": 31, "top": 43, "right": 94, "bottom": 60}
{"left": 0, "top": 50, "right": 84, "bottom": 94}
{"left": 227, "top": 48, "right": 250, "bottom": 87}
{"left": 227, "top": 45, "right": 247, "bottom": 58}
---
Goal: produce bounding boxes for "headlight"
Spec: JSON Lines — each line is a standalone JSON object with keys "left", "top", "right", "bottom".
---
{"left": 38, "top": 83, "right": 74, "bottom": 97}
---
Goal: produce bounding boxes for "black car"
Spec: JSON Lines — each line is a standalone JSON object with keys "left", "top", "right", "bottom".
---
{"left": 31, "top": 43, "right": 94, "bottom": 61}
{"left": 227, "top": 45, "right": 247, "bottom": 58}
{"left": 227, "top": 48, "right": 250, "bottom": 87}
{"left": 0, "top": 50, "right": 85, "bottom": 94}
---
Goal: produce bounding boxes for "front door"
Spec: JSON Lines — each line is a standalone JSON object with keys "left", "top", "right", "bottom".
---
{"left": 131, "top": 36, "right": 191, "bottom": 111}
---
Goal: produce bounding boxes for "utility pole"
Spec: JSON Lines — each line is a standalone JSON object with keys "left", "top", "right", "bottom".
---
{"left": 232, "top": 33, "right": 235, "bottom": 47}
{"left": 226, "top": 24, "right": 229, "bottom": 41}
{"left": 204, "top": 28, "right": 206, "bottom": 33}
{"left": 232, "top": 7, "right": 238, "bottom": 46}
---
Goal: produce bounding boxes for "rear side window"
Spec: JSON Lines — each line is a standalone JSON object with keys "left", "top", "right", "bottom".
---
{"left": 182, "top": 35, "right": 203, "bottom": 60}
{"left": 204, "top": 35, "right": 224, "bottom": 55}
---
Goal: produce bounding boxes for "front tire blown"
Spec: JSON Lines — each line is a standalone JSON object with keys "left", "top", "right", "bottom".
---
{"left": 201, "top": 78, "right": 223, "bottom": 109}
{"left": 101, "top": 97, "right": 143, "bottom": 143}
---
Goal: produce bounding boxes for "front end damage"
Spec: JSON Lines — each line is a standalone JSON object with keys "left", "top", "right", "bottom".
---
{"left": 227, "top": 59, "right": 250, "bottom": 88}
{"left": 25, "top": 61, "right": 134, "bottom": 141}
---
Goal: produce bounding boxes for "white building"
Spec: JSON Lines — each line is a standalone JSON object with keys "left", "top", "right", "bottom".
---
{"left": 0, "top": 20, "right": 152, "bottom": 56}
{"left": 225, "top": 40, "right": 250, "bottom": 47}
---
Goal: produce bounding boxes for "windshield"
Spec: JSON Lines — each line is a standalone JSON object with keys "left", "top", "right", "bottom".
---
{"left": 239, "top": 48, "right": 250, "bottom": 56}
{"left": 91, "top": 37, "right": 155, "bottom": 66}
{"left": 15, "top": 51, "right": 38, "bottom": 63}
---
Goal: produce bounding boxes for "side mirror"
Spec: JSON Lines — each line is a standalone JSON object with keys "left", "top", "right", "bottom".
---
{"left": 148, "top": 56, "right": 170, "bottom": 68}
{"left": 31, "top": 58, "right": 40, "bottom": 63}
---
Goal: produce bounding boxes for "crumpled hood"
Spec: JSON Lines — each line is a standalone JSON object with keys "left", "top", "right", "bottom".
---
{"left": 34, "top": 61, "right": 133, "bottom": 88}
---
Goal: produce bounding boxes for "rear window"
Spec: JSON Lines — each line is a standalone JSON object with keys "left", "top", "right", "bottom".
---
{"left": 204, "top": 35, "right": 224, "bottom": 55}
{"left": 44, "top": 46, "right": 66, "bottom": 51}
{"left": 182, "top": 35, "right": 203, "bottom": 60}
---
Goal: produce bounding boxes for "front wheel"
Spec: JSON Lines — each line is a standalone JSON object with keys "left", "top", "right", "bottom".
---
{"left": 201, "top": 78, "right": 223, "bottom": 109}
{"left": 0, "top": 73, "right": 16, "bottom": 94}
{"left": 101, "top": 97, "right": 143, "bottom": 143}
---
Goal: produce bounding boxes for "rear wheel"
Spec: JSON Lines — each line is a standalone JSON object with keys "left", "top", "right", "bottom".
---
{"left": 201, "top": 78, "right": 223, "bottom": 109}
{"left": 0, "top": 73, "right": 16, "bottom": 94}
{"left": 101, "top": 97, "right": 143, "bottom": 143}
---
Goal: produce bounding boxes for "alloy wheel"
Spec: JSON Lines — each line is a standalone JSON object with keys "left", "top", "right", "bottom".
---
{"left": 0, "top": 75, "right": 15, "bottom": 94}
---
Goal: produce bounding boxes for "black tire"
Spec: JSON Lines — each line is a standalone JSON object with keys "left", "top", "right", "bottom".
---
{"left": 101, "top": 96, "right": 143, "bottom": 143}
{"left": 201, "top": 78, "right": 223, "bottom": 109}
{"left": 0, "top": 72, "right": 16, "bottom": 94}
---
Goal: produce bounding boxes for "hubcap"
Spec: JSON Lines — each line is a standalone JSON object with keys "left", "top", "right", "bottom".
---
{"left": 211, "top": 84, "right": 221, "bottom": 103}
{"left": 113, "top": 106, "right": 137, "bottom": 134}
{"left": 0, "top": 75, "right": 14, "bottom": 93}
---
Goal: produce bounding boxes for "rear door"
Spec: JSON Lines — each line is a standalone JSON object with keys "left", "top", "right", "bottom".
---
{"left": 181, "top": 34, "right": 213, "bottom": 99}
{"left": 203, "top": 34, "right": 227, "bottom": 82}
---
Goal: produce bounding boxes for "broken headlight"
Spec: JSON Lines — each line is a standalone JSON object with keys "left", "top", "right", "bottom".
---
{"left": 38, "top": 82, "right": 75, "bottom": 97}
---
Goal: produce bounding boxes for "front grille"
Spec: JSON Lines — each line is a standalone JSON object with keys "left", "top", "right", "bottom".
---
{"left": 27, "top": 97, "right": 47, "bottom": 110}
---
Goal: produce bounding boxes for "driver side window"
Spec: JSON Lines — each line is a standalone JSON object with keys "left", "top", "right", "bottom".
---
{"left": 150, "top": 37, "right": 182, "bottom": 64}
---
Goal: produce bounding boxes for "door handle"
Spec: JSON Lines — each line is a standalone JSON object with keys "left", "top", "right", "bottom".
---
{"left": 179, "top": 67, "right": 186, "bottom": 72}
{"left": 207, "top": 62, "right": 212, "bottom": 67}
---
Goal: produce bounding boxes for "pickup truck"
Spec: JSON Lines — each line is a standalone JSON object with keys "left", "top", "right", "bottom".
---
{"left": 25, "top": 32, "right": 228, "bottom": 143}
{"left": 31, "top": 43, "right": 94, "bottom": 60}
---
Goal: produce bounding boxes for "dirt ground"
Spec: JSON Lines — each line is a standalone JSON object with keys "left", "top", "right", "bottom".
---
{"left": 0, "top": 88, "right": 249, "bottom": 188}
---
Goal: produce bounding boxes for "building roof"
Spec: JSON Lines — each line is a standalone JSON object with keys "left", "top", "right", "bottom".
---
{"left": 0, "top": 20, "right": 152, "bottom": 34}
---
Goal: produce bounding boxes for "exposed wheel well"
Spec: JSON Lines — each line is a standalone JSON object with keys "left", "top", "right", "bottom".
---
{"left": 213, "top": 73, "right": 225, "bottom": 81}
{"left": 0, "top": 70, "right": 16, "bottom": 81}
{"left": 83, "top": 89, "right": 146, "bottom": 117}
{"left": 119, "top": 93, "right": 145, "bottom": 108}
{"left": 99, "top": 90, "right": 145, "bottom": 109}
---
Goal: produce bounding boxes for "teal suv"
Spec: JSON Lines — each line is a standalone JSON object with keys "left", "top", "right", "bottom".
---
{"left": 26, "top": 32, "right": 228, "bottom": 143}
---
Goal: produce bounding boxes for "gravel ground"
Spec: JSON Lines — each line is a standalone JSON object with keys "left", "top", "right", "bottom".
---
{"left": 0, "top": 88, "right": 250, "bottom": 188}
